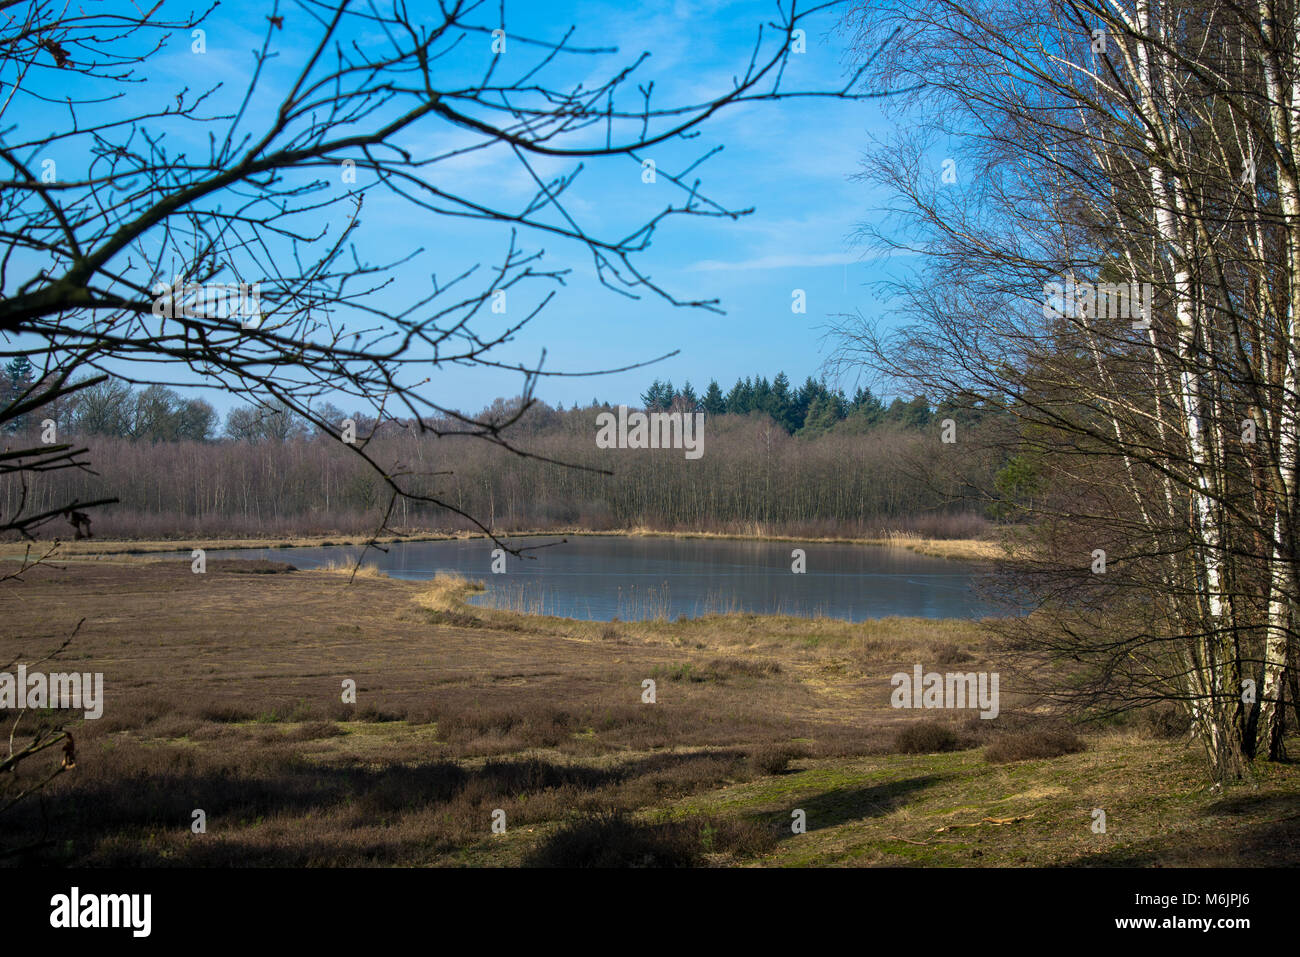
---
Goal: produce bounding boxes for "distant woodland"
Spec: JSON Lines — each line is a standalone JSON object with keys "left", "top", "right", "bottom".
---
{"left": 3, "top": 364, "right": 1014, "bottom": 539}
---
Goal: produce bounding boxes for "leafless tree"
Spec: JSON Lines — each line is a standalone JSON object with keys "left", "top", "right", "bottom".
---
{"left": 833, "top": 0, "right": 1300, "bottom": 777}
{"left": 1, "top": 0, "right": 893, "bottom": 555}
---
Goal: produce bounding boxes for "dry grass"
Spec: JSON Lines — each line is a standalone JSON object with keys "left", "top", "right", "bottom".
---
{"left": 1, "top": 558, "right": 924, "bottom": 864}
{"left": 317, "top": 560, "right": 390, "bottom": 579}
{"left": 864, "top": 532, "right": 1022, "bottom": 562}
{"left": 1, "top": 557, "right": 1293, "bottom": 867}
{"left": 413, "top": 572, "right": 485, "bottom": 611}
{"left": 3, "top": 526, "right": 1020, "bottom": 565}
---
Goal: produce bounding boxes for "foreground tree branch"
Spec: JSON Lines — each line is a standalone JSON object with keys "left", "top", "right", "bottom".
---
{"left": 0, "top": 0, "right": 893, "bottom": 556}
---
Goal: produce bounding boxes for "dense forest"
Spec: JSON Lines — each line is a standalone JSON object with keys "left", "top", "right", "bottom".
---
{"left": 636, "top": 374, "right": 938, "bottom": 434}
{"left": 2, "top": 363, "right": 1014, "bottom": 539}
{"left": 3, "top": 359, "right": 946, "bottom": 442}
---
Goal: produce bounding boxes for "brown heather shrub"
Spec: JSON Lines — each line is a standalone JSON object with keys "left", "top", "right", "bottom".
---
{"left": 526, "top": 810, "right": 701, "bottom": 867}
{"left": 930, "top": 642, "right": 973, "bottom": 665}
{"left": 354, "top": 705, "right": 404, "bottom": 723}
{"left": 612, "top": 751, "right": 750, "bottom": 804}
{"left": 145, "top": 714, "right": 201, "bottom": 739}
{"left": 403, "top": 707, "right": 438, "bottom": 725}
{"left": 354, "top": 762, "right": 470, "bottom": 814}
{"left": 748, "top": 744, "right": 801, "bottom": 775}
{"left": 652, "top": 662, "right": 706, "bottom": 683}
{"left": 431, "top": 704, "right": 580, "bottom": 750}
{"left": 97, "top": 695, "right": 191, "bottom": 733}
{"left": 524, "top": 809, "right": 777, "bottom": 867}
{"left": 198, "top": 703, "right": 256, "bottom": 724}
{"left": 893, "top": 720, "right": 962, "bottom": 754}
{"left": 699, "top": 816, "right": 779, "bottom": 858}
{"left": 650, "top": 657, "right": 781, "bottom": 684}
{"left": 285, "top": 720, "right": 346, "bottom": 741}
{"left": 188, "top": 722, "right": 242, "bottom": 741}
{"left": 466, "top": 757, "right": 617, "bottom": 798}
{"left": 984, "top": 729, "right": 1086, "bottom": 764}
{"left": 704, "top": 657, "right": 782, "bottom": 679}
{"left": 326, "top": 702, "right": 357, "bottom": 722}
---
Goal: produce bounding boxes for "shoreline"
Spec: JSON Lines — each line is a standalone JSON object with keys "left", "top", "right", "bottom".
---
{"left": 0, "top": 527, "right": 1016, "bottom": 563}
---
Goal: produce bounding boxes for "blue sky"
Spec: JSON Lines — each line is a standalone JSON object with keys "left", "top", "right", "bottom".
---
{"left": 8, "top": 0, "right": 914, "bottom": 418}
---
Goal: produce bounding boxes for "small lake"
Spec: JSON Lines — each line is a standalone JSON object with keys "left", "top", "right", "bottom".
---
{"left": 188, "top": 535, "right": 1005, "bottom": 622}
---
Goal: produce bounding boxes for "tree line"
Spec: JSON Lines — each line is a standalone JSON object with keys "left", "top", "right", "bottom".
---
{"left": 2, "top": 363, "right": 356, "bottom": 444}
{"left": 638, "top": 373, "right": 936, "bottom": 435}
{"left": 3, "top": 360, "right": 217, "bottom": 442}
{"left": 1, "top": 379, "right": 1011, "bottom": 540}
{"left": 4, "top": 362, "right": 959, "bottom": 446}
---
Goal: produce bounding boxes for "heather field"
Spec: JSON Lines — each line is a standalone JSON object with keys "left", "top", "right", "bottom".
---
{"left": 3, "top": 557, "right": 1295, "bottom": 868}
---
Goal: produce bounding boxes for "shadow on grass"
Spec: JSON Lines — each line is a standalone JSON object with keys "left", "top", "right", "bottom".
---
{"left": 1077, "top": 790, "right": 1300, "bottom": 867}
{"left": 0, "top": 747, "right": 765, "bottom": 866}
{"left": 780, "top": 774, "right": 946, "bottom": 837}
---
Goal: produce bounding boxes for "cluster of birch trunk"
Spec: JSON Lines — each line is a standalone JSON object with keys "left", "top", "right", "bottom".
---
{"left": 839, "top": 0, "right": 1300, "bottom": 776}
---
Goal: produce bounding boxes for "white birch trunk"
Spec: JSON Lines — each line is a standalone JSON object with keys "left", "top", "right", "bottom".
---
{"left": 1254, "top": 2, "right": 1300, "bottom": 756}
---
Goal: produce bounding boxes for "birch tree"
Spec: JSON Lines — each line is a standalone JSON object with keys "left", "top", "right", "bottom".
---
{"left": 835, "top": 0, "right": 1300, "bottom": 776}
